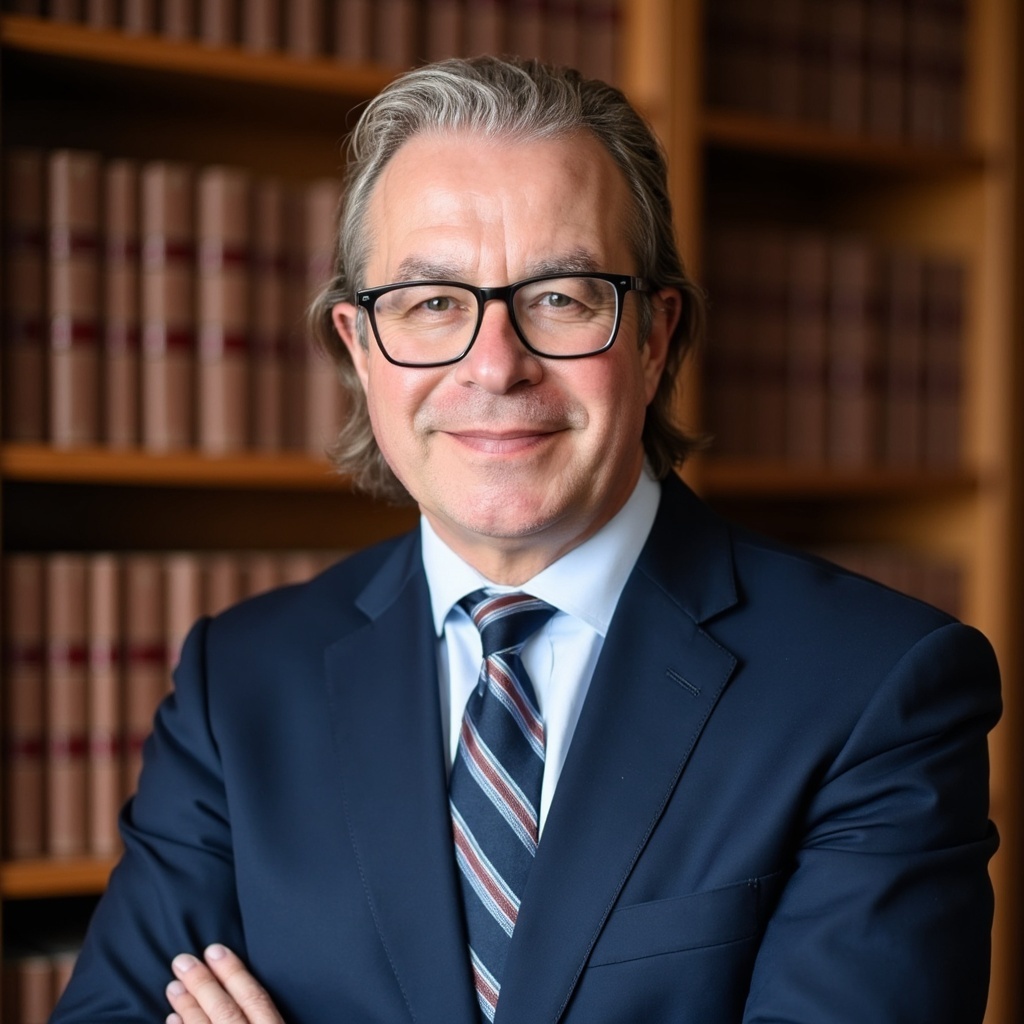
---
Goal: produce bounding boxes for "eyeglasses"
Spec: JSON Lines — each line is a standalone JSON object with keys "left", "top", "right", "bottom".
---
{"left": 355, "top": 272, "right": 649, "bottom": 368}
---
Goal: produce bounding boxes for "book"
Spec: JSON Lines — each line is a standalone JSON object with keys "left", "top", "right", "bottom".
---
{"left": 121, "top": 0, "right": 157, "bottom": 33}
{"left": 506, "top": 0, "right": 544, "bottom": 63}
{"left": 86, "top": 555, "right": 123, "bottom": 858}
{"left": 141, "top": 161, "right": 196, "bottom": 451}
{"left": 45, "top": 555, "right": 90, "bottom": 857}
{"left": 785, "top": 232, "right": 829, "bottom": 465}
{"left": 332, "top": 0, "right": 372, "bottom": 62}
{"left": 828, "top": 0, "right": 867, "bottom": 134}
{"left": 827, "top": 236, "right": 881, "bottom": 466}
{"left": 103, "top": 159, "right": 141, "bottom": 448}
{"left": 165, "top": 553, "right": 203, "bottom": 671}
{"left": 577, "top": 0, "right": 619, "bottom": 82}
{"left": 372, "top": 0, "right": 418, "bottom": 66}
{"left": 197, "top": 166, "right": 251, "bottom": 454}
{"left": 48, "top": 149, "right": 101, "bottom": 448}
{"left": 2, "top": 556, "right": 46, "bottom": 859}
{"left": 122, "top": 556, "right": 167, "bottom": 798}
{"left": 922, "top": 255, "right": 964, "bottom": 468}
{"left": 242, "top": 0, "right": 281, "bottom": 52}
{"left": 880, "top": 248, "right": 925, "bottom": 466}
{"left": 2, "top": 148, "right": 47, "bottom": 443}
{"left": 84, "top": 0, "right": 117, "bottom": 27}
{"left": 545, "top": 0, "right": 579, "bottom": 67}
{"left": 863, "top": 0, "right": 906, "bottom": 139}
{"left": 284, "top": 0, "right": 325, "bottom": 57}
{"left": 464, "top": 0, "right": 505, "bottom": 57}
{"left": 199, "top": 0, "right": 237, "bottom": 46}
{"left": 161, "top": 0, "right": 197, "bottom": 40}
{"left": 425, "top": 0, "right": 464, "bottom": 62}
{"left": 251, "top": 179, "right": 289, "bottom": 451}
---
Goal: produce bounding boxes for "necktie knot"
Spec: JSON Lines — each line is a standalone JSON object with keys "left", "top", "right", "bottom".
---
{"left": 460, "top": 589, "right": 556, "bottom": 660}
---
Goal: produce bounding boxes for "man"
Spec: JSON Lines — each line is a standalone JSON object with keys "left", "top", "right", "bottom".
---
{"left": 53, "top": 57, "right": 1000, "bottom": 1024}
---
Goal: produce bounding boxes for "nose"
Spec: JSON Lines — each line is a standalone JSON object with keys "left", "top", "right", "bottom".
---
{"left": 453, "top": 297, "right": 543, "bottom": 393}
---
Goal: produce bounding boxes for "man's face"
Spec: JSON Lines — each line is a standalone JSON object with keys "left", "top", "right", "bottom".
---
{"left": 333, "top": 130, "right": 680, "bottom": 583}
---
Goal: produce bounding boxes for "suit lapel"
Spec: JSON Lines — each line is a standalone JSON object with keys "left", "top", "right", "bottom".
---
{"left": 496, "top": 477, "right": 740, "bottom": 1023}
{"left": 323, "top": 533, "right": 478, "bottom": 1024}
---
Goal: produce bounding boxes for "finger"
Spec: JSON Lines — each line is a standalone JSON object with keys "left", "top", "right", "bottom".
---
{"left": 170, "top": 952, "right": 249, "bottom": 1024}
{"left": 202, "top": 945, "right": 284, "bottom": 1024}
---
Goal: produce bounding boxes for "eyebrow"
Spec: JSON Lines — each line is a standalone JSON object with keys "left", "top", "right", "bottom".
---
{"left": 392, "top": 248, "right": 602, "bottom": 284}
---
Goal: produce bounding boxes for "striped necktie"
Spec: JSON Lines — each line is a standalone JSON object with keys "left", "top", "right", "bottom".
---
{"left": 449, "top": 589, "right": 556, "bottom": 1022}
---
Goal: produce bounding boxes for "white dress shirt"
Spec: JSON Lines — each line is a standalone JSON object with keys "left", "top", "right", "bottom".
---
{"left": 421, "top": 467, "right": 661, "bottom": 835}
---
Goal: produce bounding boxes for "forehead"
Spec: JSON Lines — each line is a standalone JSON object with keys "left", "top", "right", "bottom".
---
{"left": 363, "top": 129, "right": 636, "bottom": 280}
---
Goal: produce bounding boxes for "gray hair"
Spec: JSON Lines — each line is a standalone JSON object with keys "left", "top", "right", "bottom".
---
{"left": 310, "top": 55, "right": 705, "bottom": 503}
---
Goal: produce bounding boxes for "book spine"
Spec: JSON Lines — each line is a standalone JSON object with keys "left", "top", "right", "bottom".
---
{"left": 300, "top": 180, "right": 345, "bottom": 457}
{"left": 576, "top": 0, "right": 619, "bottom": 82}
{"left": 141, "top": 161, "right": 196, "bottom": 452}
{"left": 203, "top": 554, "right": 241, "bottom": 616}
{"left": 45, "top": 554, "right": 90, "bottom": 857}
{"left": 506, "top": 0, "right": 544, "bottom": 65}
{"left": 84, "top": 0, "right": 117, "bottom": 28}
{"left": 197, "top": 166, "right": 250, "bottom": 454}
{"left": 425, "top": 0, "right": 464, "bottom": 62}
{"left": 463, "top": 0, "right": 505, "bottom": 58}
{"left": 3, "top": 954, "right": 54, "bottom": 1024}
{"left": 161, "top": 0, "right": 197, "bottom": 40}
{"left": 372, "top": 0, "right": 419, "bottom": 66}
{"left": 828, "top": 0, "right": 867, "bottom": 134}
{"left": 242, "top": 553, "right": 281, "bottom": 598}
{"left": 121, "top": 0, "right": 157, "bottom": 33}
{"left": 103, "top": 159, "right": 141, "bottom": 448}
{"left": 922, "top": 256, "right": 964, "bottom": 468}
{"left": 86, "top": 554, "right": 123, "bottom": 858}
{"left": 827, "top": 236, "right": 881, "bottom": 467}
{"left": 49, "top": 0, "right": 82, "bottom": 21}
{"left": 786, "top": 231, "right": 829, "bottom": 465}
{"left": 242, "top": 0, "right": 282, "bottom": 52}
{"left": 48, "top": 149, "right": 102, "bottom": 448}
{"left": 704, "top": 225, "right": 755, "bottom": 458}
{"left": 331, "top": 0, "right": 372, "bottom": 62}
{"left": 284, "top": 0, "right": 324, "bottom": 57}
{"left": 122, "top": 556, "right": 167, "bottom": 799}
{"left": 881, "top": 248, "right": 925, "bottom": 466}
{"left": 199, "top": 0, "right": 238, "bottom": 46}
{"left": 2, "top": 148, "right": 47, "bottom": 443}
{"left": 165, "top": 553, "right": 203, "bottom": 672}
{"left": 863, "top": 0, "right": 906, "bottom": 139}
{"left": 748, "top": 228, "right": 789, "bottom": 461}
{"left": 250, "top": 180, "right": 288, "bottom": 451}
{"left": 2, "top": 555, "right": 46, "bottom": 859}
{"left": 764, "top": 0, "right": 804, "bottom": 121}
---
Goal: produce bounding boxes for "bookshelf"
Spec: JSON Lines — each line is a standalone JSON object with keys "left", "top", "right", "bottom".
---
{"left": 0, "top": 1, "right": 1020, "bottom": 1022}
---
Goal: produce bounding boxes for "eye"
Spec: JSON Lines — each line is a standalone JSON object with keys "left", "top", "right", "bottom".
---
{"left": 424, "top": 295, "right": 455, "bottom": 312}
{"left": 539, "top": 291, "right": 574, "bottom": 308}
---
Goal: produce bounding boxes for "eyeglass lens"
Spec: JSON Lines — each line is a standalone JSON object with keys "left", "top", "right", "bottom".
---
{"left": 371, "top": 275, "right": 620, "bottom": 364}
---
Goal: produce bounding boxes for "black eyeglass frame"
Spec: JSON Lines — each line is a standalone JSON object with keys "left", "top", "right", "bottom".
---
{"left": 355, "top": 271, "right": 650, "bottom": 368}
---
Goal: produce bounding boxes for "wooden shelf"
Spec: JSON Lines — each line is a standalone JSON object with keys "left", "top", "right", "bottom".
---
{"left": 0, "top": 858, "right": 114, "bottom": 899}
{"left": 702, "top": 109, "right": 989, "bottom": 175}
{"left": 0, "top": 445, "right": 349, "bottom": 491}
{"left": 694, "top": 459, "right": 981, "bottom": 500}
{"left": 0, "top": 13, "right": 394, "bottom": 99}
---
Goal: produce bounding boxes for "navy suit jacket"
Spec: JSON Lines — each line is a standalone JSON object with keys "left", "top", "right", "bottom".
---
{"left": 53, "top": 475, "right": 1001, "bottom": 1023}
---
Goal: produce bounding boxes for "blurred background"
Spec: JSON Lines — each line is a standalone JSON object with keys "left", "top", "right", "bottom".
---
{"left": 0, "top": 1, "right": 1021, "bottom": 1021}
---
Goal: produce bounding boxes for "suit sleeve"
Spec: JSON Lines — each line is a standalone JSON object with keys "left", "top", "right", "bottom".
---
{"left": 742, "top": 621, "right": 1002, "bottom": 1023}
{"left": 51, "top": 616, "right": 247, "bottom": 1023}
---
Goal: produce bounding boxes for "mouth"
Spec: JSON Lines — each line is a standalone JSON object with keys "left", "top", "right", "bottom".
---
{"left": 444, "top": 428, "right": 562, "bottom": 455}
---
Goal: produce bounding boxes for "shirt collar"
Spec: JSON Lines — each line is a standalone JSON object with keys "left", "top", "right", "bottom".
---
{"left": 421, "top": 467, "right": 661, "bottom": 638}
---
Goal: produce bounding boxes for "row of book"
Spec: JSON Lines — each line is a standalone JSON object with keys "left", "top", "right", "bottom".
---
{"left": 706, "top": 0, "right": 967, "bottom": 146}
{"left": 703, "top": 226, "right": 965, "bottom": 469}
{"left": 4, "top": 945, "right": 78, "bottom": 1024}
{"left": 2, "top": 147, "right": 347, "bottom": 456}
{"left": 2, "top": 0, "right": 620, "bottom": 80}
{"left": 1, "top": 548, "right": 346, "bottom": 861}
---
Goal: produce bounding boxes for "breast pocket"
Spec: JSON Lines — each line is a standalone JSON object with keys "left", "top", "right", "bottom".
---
{"left": 588, "top": 873, "right": 782, "bottom": 967}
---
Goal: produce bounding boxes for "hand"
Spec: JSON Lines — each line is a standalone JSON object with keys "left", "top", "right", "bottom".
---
{"left": 165, "top": 944, "right": 285, "bottom": 1024}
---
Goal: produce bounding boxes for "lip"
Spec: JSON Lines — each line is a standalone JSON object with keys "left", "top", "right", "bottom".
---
{"left": 444, "top": 428, "right": 561, "bottom": 455}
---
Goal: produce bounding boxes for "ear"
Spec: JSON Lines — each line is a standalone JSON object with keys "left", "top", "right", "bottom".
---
{"left": 332, "top": 302, "right": 370, "bottom": 391}
{"left": 640, "top": 287, "right": 682, "bottom": 404}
